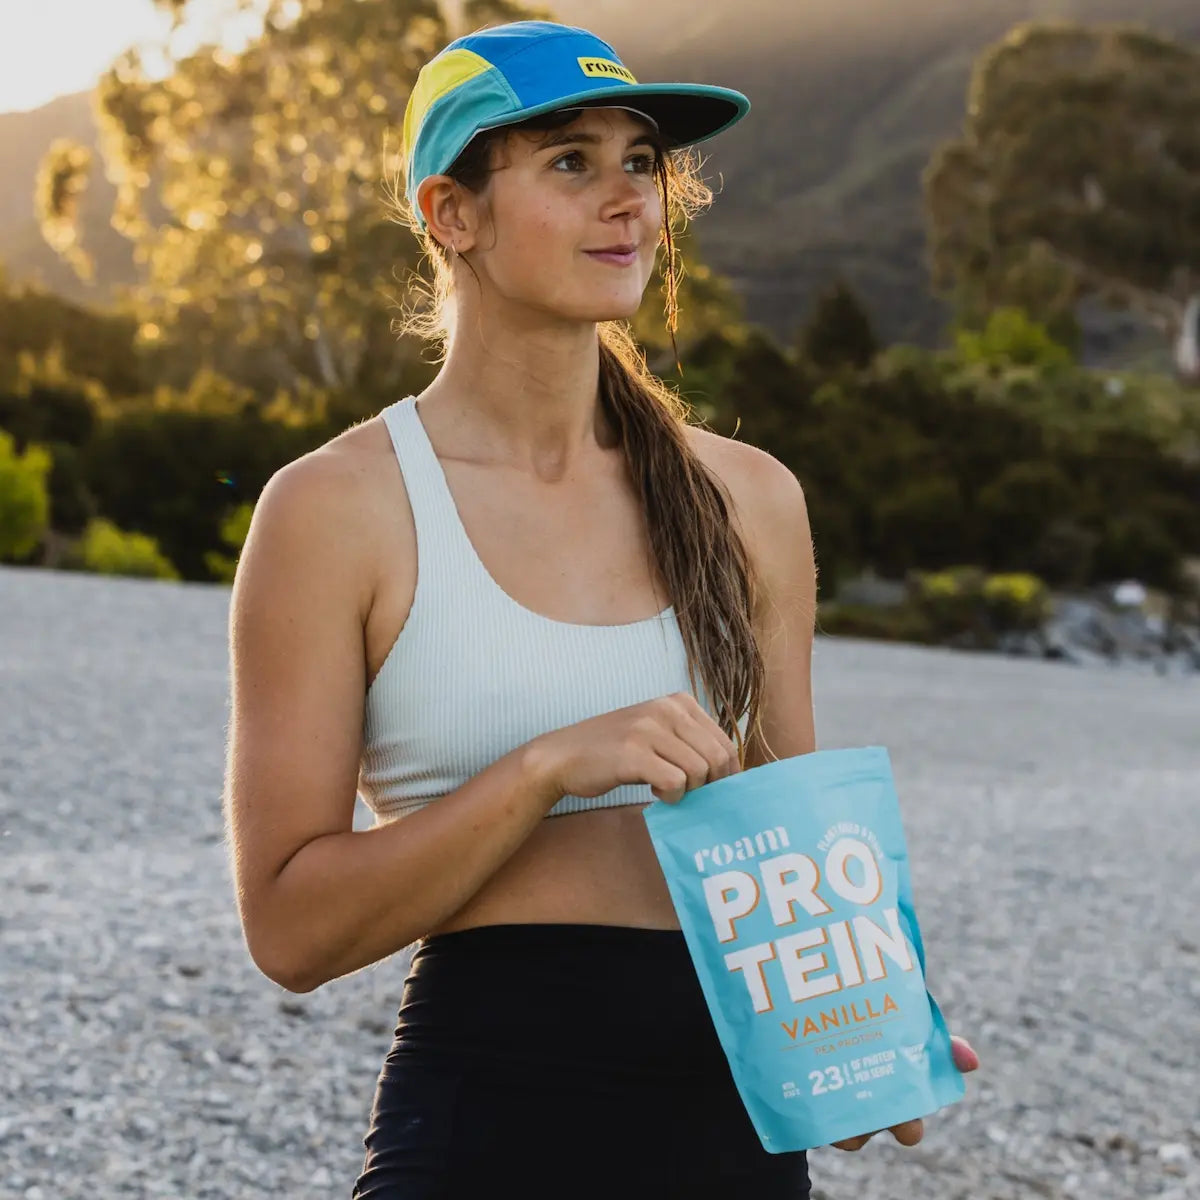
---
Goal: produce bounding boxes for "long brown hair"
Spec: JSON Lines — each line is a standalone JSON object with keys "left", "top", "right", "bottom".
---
{"left": 387, "top": 107, "right": 766, "bottom": 758}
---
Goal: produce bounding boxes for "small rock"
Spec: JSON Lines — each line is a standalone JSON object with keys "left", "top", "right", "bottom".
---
{"left": 1161, "top": 1137, "right": 1190, "bottom": 1166}
{"left": 128, "top": 1113, "right": 159, "bottom": 1138}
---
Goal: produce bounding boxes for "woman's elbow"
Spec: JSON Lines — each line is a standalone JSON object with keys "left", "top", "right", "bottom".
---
{"left": 244, "top": 919, "right": 324, "bottom": 994}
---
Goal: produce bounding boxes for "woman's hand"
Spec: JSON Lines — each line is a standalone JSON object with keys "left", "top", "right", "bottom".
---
{"left": 527, "top": 692, "right": 740, "bottom": 805}
{"left": 830, "top": 1035, "right": 980, "bottom": 1152}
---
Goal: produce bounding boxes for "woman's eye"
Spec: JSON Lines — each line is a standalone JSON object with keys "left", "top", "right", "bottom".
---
{"left": 552, "top": 151, "right": 586, "bottom": 171}
{"left": 551, "top": 151, "right": 659, "bottom": 174}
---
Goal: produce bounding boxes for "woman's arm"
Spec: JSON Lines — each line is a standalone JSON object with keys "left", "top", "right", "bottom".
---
{"left": 740, "top": 457, "right": 818, "bottom": 766}
{"left": 224, "top": 452, "right": 564, "bottom": 993}
{"left": 688, "top": 430, "right": 819, "bottom": 766}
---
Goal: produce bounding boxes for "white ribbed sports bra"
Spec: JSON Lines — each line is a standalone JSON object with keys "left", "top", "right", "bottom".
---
{"left": 356, "top": 395, "right": 709, "bottom": 823}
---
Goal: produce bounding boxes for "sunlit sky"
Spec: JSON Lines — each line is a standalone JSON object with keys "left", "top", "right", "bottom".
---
{"left": 0, "top": 0, "right": 268, "bottom": 114}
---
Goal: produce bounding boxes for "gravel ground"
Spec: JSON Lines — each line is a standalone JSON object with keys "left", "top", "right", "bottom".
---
{"left": 2, "top": 564, "right": 1198, "bottom": 1199}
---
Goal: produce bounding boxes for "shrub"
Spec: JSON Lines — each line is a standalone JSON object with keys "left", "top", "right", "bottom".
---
{"left": 982, "top": 573, "right": 1050, "bottom": 631}
{"left": 203, "top": 502, "right": 254, "bottom": 583}
{"left": 0, "top": 430, "right": 51, "bottom": 560}
{"left": 1030, "top": 519, "right": 1098, "bottom": 589}
{"left": 1092, "top": 514, "right": 1183, "bottom": 591}
{"left": 816, "top": 602, "right": 936, "bottom": 644}
{"left": 908, "top": 566, "right": 1054, "bottom": 644}
{"left": 954, "top": 308, "right": 1074, "bottom": 371}
{"left": 76, "top": 518, "right": 180, "bottom": 580}
{"left": 908, "top": 566, "right": 990, "bottom": 641}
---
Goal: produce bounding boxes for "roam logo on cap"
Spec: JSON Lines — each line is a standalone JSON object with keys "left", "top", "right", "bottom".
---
{"left": 578, "top": 58, "right": 638, "bottom": 84}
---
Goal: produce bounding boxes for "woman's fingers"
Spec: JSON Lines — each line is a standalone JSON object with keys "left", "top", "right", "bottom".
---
{"left": 831, "top": 1131, "right": 876, "bottom": 1152}
{"left": 667, "top": 695, "right": 739, "bottom": 772}
{"left": 830, "top": 1036, "right": 974, "bottom": 1155}
{"left": 889, "top": 1118, "right": 924, "bottom": 1147}
{"left": 647, "top": 758, "right": 689, "bottom": 804}
{"left": 660, "top": 742, "right": 714, "bottom": 794}
{"left": 650, "top": 718, "right": 738, "bottom": 803}
{"left": 950, "top": 1035, "right": 980, "bottom": 1072}
{"left": 833, "top": 1116, "right": 924, "bottom": 1153}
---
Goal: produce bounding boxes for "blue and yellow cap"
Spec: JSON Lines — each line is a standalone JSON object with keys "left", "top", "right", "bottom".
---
{"left": 403, "top": 20, "right": 751, "bottom": 228}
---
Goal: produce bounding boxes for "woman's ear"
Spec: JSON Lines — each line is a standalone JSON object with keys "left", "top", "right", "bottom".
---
{"left": 418, "top": 175, "right": 476, "bottom": 253}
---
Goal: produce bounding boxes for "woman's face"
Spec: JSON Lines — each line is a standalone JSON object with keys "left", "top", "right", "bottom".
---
{"left": 462, "top": 106, "right": 664, "bottom": 327}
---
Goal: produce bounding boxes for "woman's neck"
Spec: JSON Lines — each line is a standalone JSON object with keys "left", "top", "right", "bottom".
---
{"left": 421, "top": 320, "right": 615, "bottom": 478}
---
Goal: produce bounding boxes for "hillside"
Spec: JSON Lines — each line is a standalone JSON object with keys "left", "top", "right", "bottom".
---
{"left": 2, "top": 0, "right": 1198, "bottom": 350}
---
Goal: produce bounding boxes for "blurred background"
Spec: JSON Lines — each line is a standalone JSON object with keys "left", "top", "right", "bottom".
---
{"left": 1, "top": 0, "right": 1199, "bottom": 664}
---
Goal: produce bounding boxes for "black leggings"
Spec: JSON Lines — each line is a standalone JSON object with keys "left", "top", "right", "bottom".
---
{"left": 353, "top": 923, "right": 811, "bottom": 1198}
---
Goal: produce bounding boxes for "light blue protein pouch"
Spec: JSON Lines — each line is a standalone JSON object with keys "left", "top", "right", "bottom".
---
{"left": 643, "top": 746, "right": 965, "bottom": 1153}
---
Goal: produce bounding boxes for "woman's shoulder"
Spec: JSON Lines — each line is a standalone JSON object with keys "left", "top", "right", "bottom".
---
{"left": 269, "top": 406, "right": 409, "bottom": 505}
{"left": 257, "top": 418, "right": 392, "bottom": 532}
{"left": 235, "top": 413, "right": 402, "bottom": 611}
{"left": 682, "top": 423, "right": 810, "bottom": 547}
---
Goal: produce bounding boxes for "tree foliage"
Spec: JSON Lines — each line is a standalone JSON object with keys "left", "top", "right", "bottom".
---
{"left": 925, "top": 22, "right": 1200, "bottom": 340}
{"left": 36, "top": 0, "right": 555, "bottom": 395}
{"left": 796, "top": 280, "right": 880, "bottom": 372}
{"left": 954, "top": 308, "right": 1073, "bottom": 371}
{"left": 0, "top": 430, "right": 51, "bottom": 561}
{"left": 35, "top": 140, "right": 96, "bottom": 283}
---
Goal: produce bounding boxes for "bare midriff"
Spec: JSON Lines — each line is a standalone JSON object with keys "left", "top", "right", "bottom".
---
{"left": 427, "top": 804, "right": 682, "bottom": 936}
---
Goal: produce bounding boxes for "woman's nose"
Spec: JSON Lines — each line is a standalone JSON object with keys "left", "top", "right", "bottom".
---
{"left": 599, "top": 166, "right": 649, "bottom": 221}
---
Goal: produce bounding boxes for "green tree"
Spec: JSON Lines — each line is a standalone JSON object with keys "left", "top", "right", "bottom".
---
{"left": 0, "top": 382, "right": 96, "bottom": 452}
{"left": 975, "top": 460, "right": 1074, "bottom": 571}
{"left": 796, "top": 280, "right": 879, "bottom": 372}
{"left": 874, "top": 477, "right": 974, "bottom": 575}
{"left": 925, "top": 22, "right": 1200, "bottom": 347}
{"left": 37, "top": 0, "right": 551, "bottom": 397}
{"left": 0, "top": 431, "right": 52, "bottom": 561}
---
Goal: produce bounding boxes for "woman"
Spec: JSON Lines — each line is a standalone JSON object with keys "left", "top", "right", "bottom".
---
{"left": 224, "top": 19, "right": 978, "bottom": 1197}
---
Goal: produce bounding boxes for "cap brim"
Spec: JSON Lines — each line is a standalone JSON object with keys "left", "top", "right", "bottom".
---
{"left": 477, "top": 82, "right": 750, "bottom": 150}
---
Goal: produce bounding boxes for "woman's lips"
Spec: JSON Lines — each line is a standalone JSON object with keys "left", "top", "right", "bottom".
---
{"left": 584, "top": 248, "right": 638, "bottom": 267}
